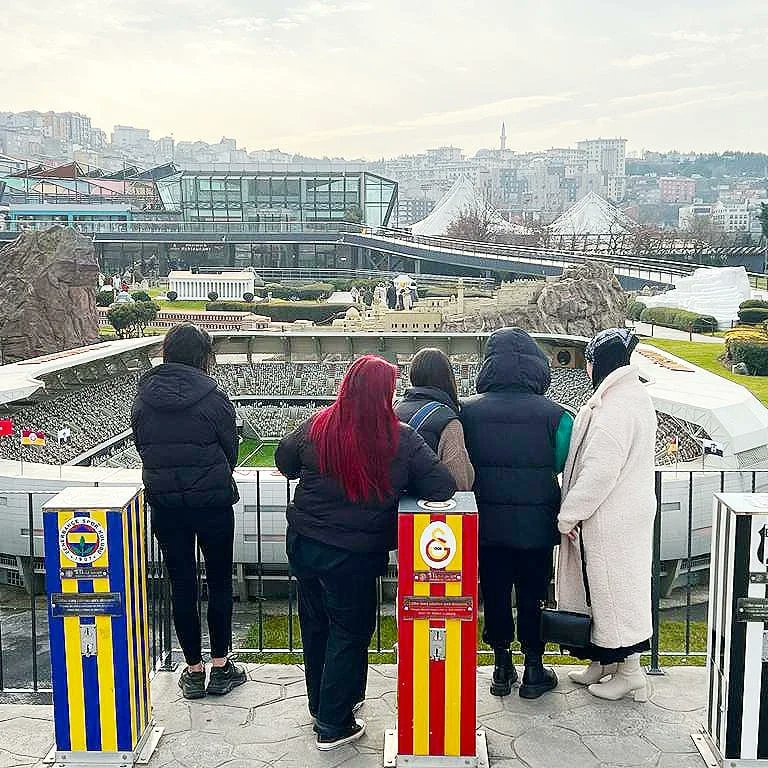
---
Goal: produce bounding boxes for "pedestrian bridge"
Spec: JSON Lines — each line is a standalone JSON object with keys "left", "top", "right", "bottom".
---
{"left": 2, "top": 220, "right": 761, "bottom": 290}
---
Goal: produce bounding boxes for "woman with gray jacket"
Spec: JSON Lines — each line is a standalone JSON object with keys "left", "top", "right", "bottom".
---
{"left": 556, "top": 329, "right": 657, "bottom": 702}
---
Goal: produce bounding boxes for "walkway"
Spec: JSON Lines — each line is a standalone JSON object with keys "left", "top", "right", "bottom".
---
{"left": 630, "top": 320, "right": 725, "bottom": 344}
{"left": 0, "top": 664, "right": 707, "bottom": 768}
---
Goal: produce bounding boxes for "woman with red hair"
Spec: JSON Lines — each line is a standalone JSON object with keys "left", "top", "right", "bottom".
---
{"left": 276, "top": 355, "right": 456, "bottom": 750}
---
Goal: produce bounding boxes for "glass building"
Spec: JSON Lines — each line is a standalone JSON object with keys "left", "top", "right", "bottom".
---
{"left": 156, "top": 166, "right": 398, "bottom": 227}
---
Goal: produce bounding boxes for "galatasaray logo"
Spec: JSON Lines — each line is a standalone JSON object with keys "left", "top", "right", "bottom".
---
{"left": 420, "top": 522, "right": 457, "bottom": 570}
{"left": 59, "top": 517, "right": 107, "bottom": 564}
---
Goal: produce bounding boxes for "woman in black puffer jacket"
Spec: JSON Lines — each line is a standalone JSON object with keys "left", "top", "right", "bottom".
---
{"left": 276, "top": 354, "right": 456, "bottom": 751}
{"left": 131, "top": 323, "right": 246, "bottom": 700}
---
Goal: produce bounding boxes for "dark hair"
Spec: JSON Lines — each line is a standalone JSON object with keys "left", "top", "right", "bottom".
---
{"left": 162, "top": 323, "right": 215, "bottom": 372}
{"left": 409, "top": 348, "right": 460, "bottom": 410}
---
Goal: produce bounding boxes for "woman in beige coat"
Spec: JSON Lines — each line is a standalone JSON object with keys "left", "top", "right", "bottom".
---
{"left": 556, "top": 329, "right": 657, "bottom": 702}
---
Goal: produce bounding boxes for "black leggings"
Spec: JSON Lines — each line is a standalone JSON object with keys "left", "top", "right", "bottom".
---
{"left": 152, "top": 506, "right": 235, "bottom": 665}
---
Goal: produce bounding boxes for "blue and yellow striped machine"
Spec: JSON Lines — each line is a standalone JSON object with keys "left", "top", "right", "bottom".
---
{"left": 43, "top": 486, "right": 159, "bottom": 764}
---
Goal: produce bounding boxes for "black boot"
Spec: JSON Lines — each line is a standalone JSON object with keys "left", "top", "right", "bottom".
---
{"left": 519, "top": 656, "right": 558, "bottom": 699}
{"left": 490, "top": 648, "right": 518, "bottom": 697}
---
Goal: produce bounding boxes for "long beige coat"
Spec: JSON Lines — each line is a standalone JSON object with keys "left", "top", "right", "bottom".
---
{"left": 556, "top": 365, "right": 657, "bottom": 649}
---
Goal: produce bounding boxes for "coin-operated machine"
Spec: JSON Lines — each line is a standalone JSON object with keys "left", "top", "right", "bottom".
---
{"left": 696, "top": 493, "right": 768, "bottom": 767}
{"left": 385, "top": 492, "right": 488, "bottom": 768}
{"left": 42, "top": 487, "right": 163, "bottom": 768}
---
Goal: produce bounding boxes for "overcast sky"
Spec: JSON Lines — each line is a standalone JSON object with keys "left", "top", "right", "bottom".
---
{"left": 3, "top": 0, "right": 767, "bottom": 158}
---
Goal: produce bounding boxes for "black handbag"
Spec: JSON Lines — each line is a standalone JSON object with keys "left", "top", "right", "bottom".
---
{"left": 540, "top": 525, "right": 592, "bottom": 649}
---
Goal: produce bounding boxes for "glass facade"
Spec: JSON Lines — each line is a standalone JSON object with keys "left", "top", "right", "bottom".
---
{"left": 156, "top": 170, "right": 397, "bottom": 227}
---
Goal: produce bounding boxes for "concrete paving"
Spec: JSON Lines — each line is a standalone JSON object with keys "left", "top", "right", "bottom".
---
{"left": 0, "top": 664, "right": 707, "bottom": 767}
{"left": 629, "top": 320, "right": 724, "bottom": 344}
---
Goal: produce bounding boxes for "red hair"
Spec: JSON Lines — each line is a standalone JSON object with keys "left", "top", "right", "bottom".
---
{"left": 309, "top": 355, "right": 400, "bottom": 503}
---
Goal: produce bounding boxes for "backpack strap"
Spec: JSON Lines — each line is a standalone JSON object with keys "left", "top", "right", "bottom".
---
{"left": 408, "top": 401, "right": 452, "bottom": 433}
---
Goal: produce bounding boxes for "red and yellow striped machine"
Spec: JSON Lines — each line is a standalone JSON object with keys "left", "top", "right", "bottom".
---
{"left": 385, "top": 493, "right": 488, "bottom": 768}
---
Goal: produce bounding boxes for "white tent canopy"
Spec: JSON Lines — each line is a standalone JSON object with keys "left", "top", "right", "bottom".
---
{"left": 549, "top": 191, "right": 637, "bottom": 236}
{"left": 411, "top": 176, "right": 528, "bottom": 237}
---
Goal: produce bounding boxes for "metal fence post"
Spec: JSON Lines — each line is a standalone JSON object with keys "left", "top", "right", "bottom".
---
{"left": 648, "top": 472, "right": 664, "bottom": 676}
{"left": 28, "top": 493, "right": 39, "bottom": 692}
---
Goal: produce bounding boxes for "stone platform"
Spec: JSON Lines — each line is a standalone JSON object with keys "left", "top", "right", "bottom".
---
{"left": 0, "top": 665, "right": 707, "bottom": 768}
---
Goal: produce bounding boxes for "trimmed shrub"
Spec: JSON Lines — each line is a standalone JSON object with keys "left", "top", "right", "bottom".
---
{"left": 639, "top": 306, "right": 718, "bottom": 333}
{"left": 263, "top": 282, "right": 334, "bottom": 301}
{"left": 738, "top": 307, "right": 768, "bottom": 325}
{"left": 739, "top": 299, "right": 768, "bottom": 310}
{"left": 206, "top": 301, "right": 347, "bottom": 324}
{"left": 96, "top": 290, "right": 115, "bottom": 307}
{"left": 729, "top": 341, "right": 768, "bottom": 376}
{"left": 207, "top": 291, "right": 219, "bottom": 302}
{"left": 725, "top": 326, "right": 768, "bottom": 351}
{"left": 130, "top": 290, "right": 151, "bottom": 303}
{"left": 166, "top": 290, "right": 178, "bottom": 302}
{"left": 206, "top": 301, "right": 259, "bottom": 312}
{"left": 626, "top": 299, "right": 646, "bottom": 321}
{"left": 243, "top": 292, "right": 255, "bottom": 303}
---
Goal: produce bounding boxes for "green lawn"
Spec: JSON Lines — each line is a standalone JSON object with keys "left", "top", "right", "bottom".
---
{"left": 644, "top": 338, "right": 768, "bottom": 407}
{"left": 238, "top": 614, "right": 706, "bottom": 666}
{"left": 238, "top": 439, "right": 278, "bottom": 467}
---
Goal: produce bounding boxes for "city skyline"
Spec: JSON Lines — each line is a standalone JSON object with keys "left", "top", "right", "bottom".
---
{"left": 3, "top": 0, "right": 767, "bottom": 159}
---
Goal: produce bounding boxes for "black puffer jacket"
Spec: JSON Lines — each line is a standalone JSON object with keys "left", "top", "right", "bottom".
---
{"left": 131, "top": 363, "right": 238, "bottom": 511}
{"left": 276, "top": 421, "right": 456, "bottom": 553}
{"left": 461, "top": 328, "right": 565, "bottom": 549}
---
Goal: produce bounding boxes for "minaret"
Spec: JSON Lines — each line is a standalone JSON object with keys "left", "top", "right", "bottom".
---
{"left": 500, "top": 122, "right": 507, "bottom": 152}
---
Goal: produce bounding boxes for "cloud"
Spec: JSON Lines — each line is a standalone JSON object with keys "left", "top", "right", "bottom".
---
{"left": 279, "top": 93, "right": 575, "bottom": 144}
{"left": 217, "top": 16, "right": 269, "bottom": 32}
{"left": 654, "top": 29, "right": 744, "bottom": 44}
{"left": 217, "top": 1, "right": 371, "bottom": 34}
{"left": 612, "top": 51, "right": 683, "bottom": 69}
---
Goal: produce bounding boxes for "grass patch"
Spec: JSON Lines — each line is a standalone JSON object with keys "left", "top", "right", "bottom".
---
{"left": 237, "top": 614, "right": 706, "bottom": 666}
{"left": 238, "top": 439, "right": 277, "bottom": 467}
{"left": 644, "top": 338, "right": 768, "bottom": 407}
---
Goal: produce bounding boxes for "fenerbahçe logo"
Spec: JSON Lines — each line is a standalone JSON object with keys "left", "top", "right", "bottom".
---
{"left": 59, "top": 517, "right": 107, "bottom": 564}
{"left": 419, "top": 521, "right": 457, "bottom": 570}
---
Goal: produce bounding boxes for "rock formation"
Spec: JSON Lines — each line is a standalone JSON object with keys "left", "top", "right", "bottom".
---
{"left": 443, "top": 263, "right": 627, "bottom": 336}
{"left": 0, "top": 227, "right": 99, "bottom": 363}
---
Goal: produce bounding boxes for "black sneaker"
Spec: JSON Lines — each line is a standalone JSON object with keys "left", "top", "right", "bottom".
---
{"left": 178, "top": 667, "right": 206, "bottom": 700}
{"left": 490, "top": 649, "right": 518, "bottom": 697}
{"left": 519, "top": 658, "right": 558, "bottom": 700}
{"left": 206, "top": 660, "right": 247, "bottom": 696}
{"left": 316, "top": 719, "right": 366, "bottom": 751}
{"left": 310, "top": 700, "right": 364, "bottom": 721}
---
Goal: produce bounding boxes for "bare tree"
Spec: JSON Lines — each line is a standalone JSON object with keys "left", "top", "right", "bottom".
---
{"left": 446, "top": 204, "right": 497, "bottom": 242}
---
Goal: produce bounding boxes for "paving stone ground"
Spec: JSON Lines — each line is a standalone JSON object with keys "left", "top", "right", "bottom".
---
{"left": 0, "top": 665, "right": 707, "bottom": 767}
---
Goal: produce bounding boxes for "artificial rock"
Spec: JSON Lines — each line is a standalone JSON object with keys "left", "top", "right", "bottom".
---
{"left": 0, "top": 226, "right": 99, "bottom": 362}
{"left": 444, "top": 263, "right": 627, "bottom": 335}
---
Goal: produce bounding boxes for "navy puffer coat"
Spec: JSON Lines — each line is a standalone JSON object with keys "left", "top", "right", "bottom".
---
{"left": 461, "top": 328, "right": 565, "bottom": 549}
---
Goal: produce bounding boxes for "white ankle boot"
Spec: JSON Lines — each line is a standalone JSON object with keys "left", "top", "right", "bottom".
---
{"left": 588, "top": 655, "right": 647, "bottom": 702}
{"left": 568, "top": 661, "right": 618, "bottom": 686}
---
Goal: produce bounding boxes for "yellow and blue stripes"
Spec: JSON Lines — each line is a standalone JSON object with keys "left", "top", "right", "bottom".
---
{"left": 44, "top": 491, "right": 151, "bottom": 754}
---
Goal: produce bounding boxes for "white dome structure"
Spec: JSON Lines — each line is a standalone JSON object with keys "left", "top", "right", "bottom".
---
{"left": 411, "top": 176, "right": 527, "bottom": 237}
{"left": 642, "top": 267, "right": 751, "bottom": 329}
{"left": 549, "top": 191, "right": 637, "bottom": 236}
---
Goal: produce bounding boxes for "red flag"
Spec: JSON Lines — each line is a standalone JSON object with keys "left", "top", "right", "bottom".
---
{"left": 0, "top": 419, "right": 12, "bottom": 437}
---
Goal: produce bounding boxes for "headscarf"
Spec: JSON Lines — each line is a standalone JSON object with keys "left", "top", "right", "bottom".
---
{"left": 585, "top": 328, "right": 639, "bottom": 390}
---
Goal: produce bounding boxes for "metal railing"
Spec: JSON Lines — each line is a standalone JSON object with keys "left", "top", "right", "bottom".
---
{"left": 1, "top": 218, "right": 762, "bottom": 285}
{"left": 1, "top": 469, "right": 765, "bottom": 694}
